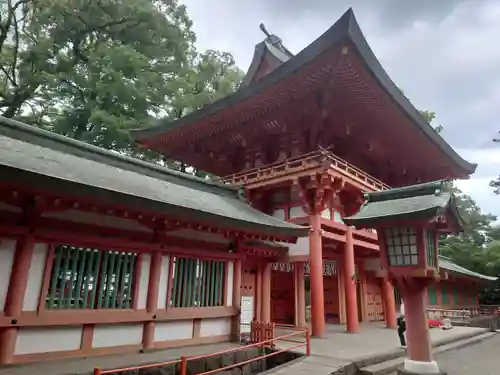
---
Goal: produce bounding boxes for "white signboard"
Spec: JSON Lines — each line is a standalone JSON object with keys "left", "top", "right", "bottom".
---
{"left": 240, "top": 296, "right": 254, "bottom": 333}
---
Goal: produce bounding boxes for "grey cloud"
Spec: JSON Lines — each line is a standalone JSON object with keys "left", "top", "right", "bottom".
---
{"left": 255, "top": 0, "right": 469, "bottom": 31}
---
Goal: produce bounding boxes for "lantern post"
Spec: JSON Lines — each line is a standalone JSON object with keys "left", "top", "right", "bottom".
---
{"left": 344, "top": 180, "right": 463, "bottom": 375}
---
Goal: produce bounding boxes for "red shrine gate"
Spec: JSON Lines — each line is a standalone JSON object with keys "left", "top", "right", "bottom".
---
{"left": 270, "top": 260, "right": 349, "bottom": 325}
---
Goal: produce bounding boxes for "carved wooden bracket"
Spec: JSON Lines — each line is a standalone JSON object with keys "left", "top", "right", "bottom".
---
{"left": 293, "top": 173, "right": 345, "bottom": 215}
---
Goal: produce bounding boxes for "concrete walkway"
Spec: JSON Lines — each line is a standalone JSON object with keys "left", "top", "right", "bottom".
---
{"left": 418, "top": 332, "right": 500, "bottom": 375}
{"left": 272, "top": 323, "right": 489, "bottom": 374}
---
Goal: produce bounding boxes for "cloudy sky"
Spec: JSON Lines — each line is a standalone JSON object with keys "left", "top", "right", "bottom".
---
{"left": 181, "top": 0, "right": 500, "bottom": 218}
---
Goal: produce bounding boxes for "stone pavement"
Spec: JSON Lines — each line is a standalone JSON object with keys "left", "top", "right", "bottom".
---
{"left": 272, "top": 323, "right": 489, "bottom": 374}
{"left": 276, "top": 323, "right": 486, "bottom": 361}
{"left": 421, "top": 332, "right": 500, "bottom": 375}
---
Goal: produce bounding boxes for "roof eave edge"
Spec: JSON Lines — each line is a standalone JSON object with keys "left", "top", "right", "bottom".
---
{"left": 344, "top": 12, "right": 476, "bottom": 176}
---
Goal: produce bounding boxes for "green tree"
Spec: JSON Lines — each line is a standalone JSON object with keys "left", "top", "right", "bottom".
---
{"left": 0, "top": 0, "right": 243, "bottom": 161}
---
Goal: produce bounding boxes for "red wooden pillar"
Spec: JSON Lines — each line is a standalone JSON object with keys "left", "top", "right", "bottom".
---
{"left": 0, "top": 236, "right": 35, "bottom": 365}
{"left": 381, "top": 278, "right": 397, "bottom": 329}
{"left": 294, "top": 262, "right": 306, "bottom": 327}
{"left": 261, "top": 263, "right": 271, "bottom": 323}
{"left": 231, "top": 259, "right": 242, "bottom": 340}
{"left": 255, "top": 263, "right": 263, "bottom": 321}
{"left": 344, "top": 226, "right": 359, "bottom": 333}
{"left": 402, "top": 286, "right": 438, "bottom": 373}
{"left": 142, "top": 252, "right": 162, "bottom": 351}
{"left": 309, "top": 213, "right": 325, "bottom": 337}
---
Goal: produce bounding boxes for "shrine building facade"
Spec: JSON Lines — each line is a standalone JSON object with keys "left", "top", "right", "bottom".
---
{"left": 0, "top": 117, "right": 308, "bottom": 364}
{"left": 132, "top": 9, "right": 495, "bottom": 338}
{"left": 0, "top": 8, "right": 496, "bottom": 367}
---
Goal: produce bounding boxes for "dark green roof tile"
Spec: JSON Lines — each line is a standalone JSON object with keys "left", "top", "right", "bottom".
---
{"left": 0, "top": 116, "right": 309, "bottom": 239}
{"left": 439, "top": 256, "right": 497, "bottom": 281}
{"left": 343, "top": 180, "right": 462, "bottom": 227}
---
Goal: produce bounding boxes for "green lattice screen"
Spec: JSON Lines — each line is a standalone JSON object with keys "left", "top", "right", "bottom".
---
{"left": 427, "top": 285, "right": 437, "bottom": 305}
{"left": 170, "top": 257, "right": 225, "bottom": 308}
{"left": 454, "top": 284, "right": 460, "bottom": 305}
{"left": 441, "top": 284, "right": 448, "bottom": 304}
{"left": 426, "top": 229, "right": 436, "bottom": 268}
{"left": 46, "top": 246, "right": 137, "bottom": 309}
{"left": 470, "top": 286, "right": 476, "bottom": 304}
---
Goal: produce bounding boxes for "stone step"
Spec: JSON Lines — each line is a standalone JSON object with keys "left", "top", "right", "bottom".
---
{"left": 358, "top": 332, "right": 497, "bottom": 375}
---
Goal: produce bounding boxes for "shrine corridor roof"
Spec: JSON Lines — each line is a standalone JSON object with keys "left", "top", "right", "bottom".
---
{"left": 439, "top": 256, "right": 497, "bottom": 282}
{"left": 0, "top": 116, "right": 309, "bottom": 239}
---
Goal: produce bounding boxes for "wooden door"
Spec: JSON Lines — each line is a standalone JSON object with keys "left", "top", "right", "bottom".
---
{"left": 271, "top": 270, "right": 294, "bottom": 324}
{"left": 324, "top": 274, "right": 340, "bottom": 323}
{"left": 365, "top": 276, "right": 384, "bottom": 322}
{"left": 241, "top": 261, "right": 258, "bottom": 322}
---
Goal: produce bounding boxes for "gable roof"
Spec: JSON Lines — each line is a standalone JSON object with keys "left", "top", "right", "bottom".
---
{"left": 0, "top": 116, "right": 309, "bottom": 239}
{"left": 131, "top": 8, "right": 476, "bottom": 177}
{"left": 240, "top": 23, "right": 294, "bottom": 88}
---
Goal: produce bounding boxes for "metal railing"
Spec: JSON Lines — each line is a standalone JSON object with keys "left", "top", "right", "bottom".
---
{"left": 93, "top": 322, "right": 310, "bottom": 375}
{"left": 427, "top": 308, "right": 472, "bottom": 324}
{"left": 219, "top": 148, "right": 390, "bottom": 192}
{"left": 427, "top": 305, "right": 500, "bottom": 325}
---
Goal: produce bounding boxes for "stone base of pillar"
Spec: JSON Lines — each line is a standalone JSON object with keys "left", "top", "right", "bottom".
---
{"left": 396, "top": 359, "right": 446, "bottom": 375}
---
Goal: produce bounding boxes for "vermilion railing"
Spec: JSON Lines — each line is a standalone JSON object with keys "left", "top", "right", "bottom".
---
{"left": 93, "top": 322, "right": 310, "bottom": 375}
{"left": 219, "top": 148, "right": 390, "bottom": 192}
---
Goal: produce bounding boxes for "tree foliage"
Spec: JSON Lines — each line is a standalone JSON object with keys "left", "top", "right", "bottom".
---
{"left": 417, "top": 106, "right": 499, "bottom": 302}
{"left": 0, "top": 0, "right": 243, "bottom": 159}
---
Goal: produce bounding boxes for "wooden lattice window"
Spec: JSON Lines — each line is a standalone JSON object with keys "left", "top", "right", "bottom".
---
{"left": 46, "top": 246, "right": 137, "bottom": 309}
{"left": 426, "top": 229, "right": 436, "bottom": 268}
{"left": 385, "top": 227, "right": 419, "bottom": 266}
{"left": 169, "top": 257, "right": 225, "bottom": 308}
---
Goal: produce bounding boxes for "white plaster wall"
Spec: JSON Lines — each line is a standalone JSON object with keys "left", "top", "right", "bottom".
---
{"left": 15, "top": 327, "right": 82, "bottom": 355}
{"left": 23, "top": 243, "right": 48, "bottom": 312}
{"left": 157, "top": 255, "right": 170, "bottom": 309}
{"left": 137, "top": 254, "right": 151, "bottom": 309}
{"left": 154, "top": 321, "right": 193, "bottom": 342}
{"left": 272, "top": 209, "right": 285, "bottom": 220}
{"left": 93, "top": 324, "right": 143, "bottom": 347}
{"left": 0, "top": 239, "right": 16, "bottom": 312}
{"left": 289, "top": 206, "right": 306, "bottom": 219}
{"left": 43, "top": 210, "right": 152, "bottom": 232}
{"left": 199, "top": 317, "right": 231, "bottom": 337}
{"left": 169, "top": 229, "right": 229, "bottom": 244}
{"left": 226, "top": 261, "right": 234, "bottom": 306}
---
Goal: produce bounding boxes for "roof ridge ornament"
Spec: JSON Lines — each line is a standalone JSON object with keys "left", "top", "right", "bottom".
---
{"left": 259, "top": 23, "right": 271, "bottom": 38}
{"left": 259, "top": 23, "right": 284, "bottom": 49}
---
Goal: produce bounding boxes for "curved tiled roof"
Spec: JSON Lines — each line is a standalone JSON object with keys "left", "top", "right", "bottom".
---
{"left": 0, "top": 116, "right": 309, "bottom": 239}
{"left": 439, "top": 256, "right": 497, "bottom": 282}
